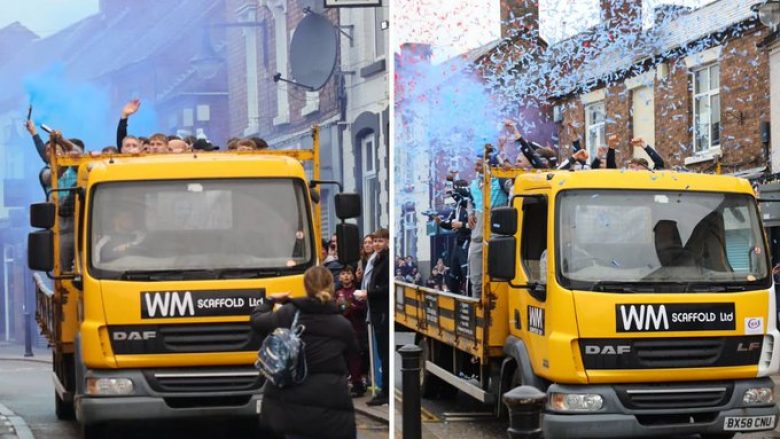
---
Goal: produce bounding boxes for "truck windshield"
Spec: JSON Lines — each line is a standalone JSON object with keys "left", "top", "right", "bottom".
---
{"left": 90, "top": 178, "right": 313, "bottom": 279}
{"left": 556, "top": 190, "right": 769, "bottom": 292}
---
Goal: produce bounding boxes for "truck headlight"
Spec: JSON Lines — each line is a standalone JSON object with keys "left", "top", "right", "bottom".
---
{"left": 86, "top": 377, "right": 134, "bottom": 396}
{"left": 743, "top": 387, "right": 774, "bottom": 405}
{"left": 549, "top": 393, "right": 604, "bottom": 412}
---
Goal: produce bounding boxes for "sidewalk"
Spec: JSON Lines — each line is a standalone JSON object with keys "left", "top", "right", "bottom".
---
{"left": 353, "top": 392, "right": 391, "bottom": 424}
{"left": 0, "top": 342, "right": 51, "bottom": 364}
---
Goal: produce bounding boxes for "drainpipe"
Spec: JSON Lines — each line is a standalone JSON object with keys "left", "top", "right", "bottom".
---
{"left": 3, "top": 245, "right": 13, "bottom": 342}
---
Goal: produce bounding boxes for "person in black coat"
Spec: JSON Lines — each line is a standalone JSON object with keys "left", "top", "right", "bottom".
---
{"left": 251, "top": 266, "right": 358, "bottom": 439}
{"left": 355, "top": 227, "right": 390, "bottom": 406}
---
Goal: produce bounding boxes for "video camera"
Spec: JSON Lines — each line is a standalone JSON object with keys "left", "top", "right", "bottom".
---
{"left": 445, "top": 174, "right": 471, "bottom": 205}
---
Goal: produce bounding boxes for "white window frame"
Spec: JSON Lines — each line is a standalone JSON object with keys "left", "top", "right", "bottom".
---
{"left": 361, "top": 134, "right": 378, "bottom": 234}
{"left": 585, "top": 101, "right": 606, "bottom": 159}
{"left": 373, "top": 6, "right": 386, "bottom": 60}
{"left": 692, "top": 63, "right": 721, "bottom": 154}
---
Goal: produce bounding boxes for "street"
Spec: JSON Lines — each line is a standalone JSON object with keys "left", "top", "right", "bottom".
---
{"left": 0, "top": 347, "right": 387, "bottom": 439}
{"left": 394, "top": 332, "right": 780, "bottom": 439}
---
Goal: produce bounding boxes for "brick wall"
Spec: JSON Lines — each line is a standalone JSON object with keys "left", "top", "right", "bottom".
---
{"left": 654, "top": 58, "right": 692, "bottom": 167}
{"left": 226, "top": 0, "right": 341, "bottom": 140}
{"left": 558, "top": 26, "right": 771, "bottom": 173}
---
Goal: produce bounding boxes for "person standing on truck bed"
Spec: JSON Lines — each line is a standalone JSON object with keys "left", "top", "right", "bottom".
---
{"left": 435, "top": 181, "right": 471, "bottom": 293}
{"left": 251, "top": 266, "right": 359, "bottom": 439}
{"left": 25, "top": 120, "right": 81, "bottom": 271}
{"left": 467, "top": 151, "right": 510, "bottom": 298}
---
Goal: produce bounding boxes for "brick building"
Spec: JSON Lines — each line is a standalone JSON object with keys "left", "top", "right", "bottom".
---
{"left": 549, "top": 0, "right": 774, "bottom": 176}
{"left": 224, "top": 0, "right": 389, "bottom": 236}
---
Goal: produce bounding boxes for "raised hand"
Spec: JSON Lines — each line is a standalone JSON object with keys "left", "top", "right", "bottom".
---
{"left": 25, "top": 119, "right": 37, "bottom": 136}
{"left": 121, "top": 99, "right": 141, "bottom": 119}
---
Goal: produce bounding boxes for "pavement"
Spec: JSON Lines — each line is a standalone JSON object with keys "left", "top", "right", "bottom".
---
{"left": 0, "top": 341, "right": 389, "bottom": 438}
{"left": 0, "top": 343, "right": 51, "bottom": 365}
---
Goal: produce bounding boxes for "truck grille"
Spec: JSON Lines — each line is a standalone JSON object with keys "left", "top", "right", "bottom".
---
{"left": 109, "top": 322, "right": 261, "bottom": 355}
{"left": 160, "top": 323, "right": 259, "bottom": 353}
{"left": 579, "top": 336, "right": 762, "bottom": 370}
{"left": 144, "top": 368, "right": 264, "bottom": 393}
{"left": 615, "top": 382, "right": 732, "bottom": 410}
{"left": 633, "top": 338, "right": 721, "bottom": 368}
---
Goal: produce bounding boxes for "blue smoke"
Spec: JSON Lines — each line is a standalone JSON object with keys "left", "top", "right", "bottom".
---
{"left": 24, "top": 63, "right": 158, "bottom": 150}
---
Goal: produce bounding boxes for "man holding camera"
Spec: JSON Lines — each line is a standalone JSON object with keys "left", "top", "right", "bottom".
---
{"left": 435, "top": 177, "right": 471, "bottom": 294}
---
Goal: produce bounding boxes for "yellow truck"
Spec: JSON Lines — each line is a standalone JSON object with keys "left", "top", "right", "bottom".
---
{"left": 396, "top": 167, "right": 780, "bottom": 438}
{"left": 27, "top": 127, "right": 361, "bottom": 438}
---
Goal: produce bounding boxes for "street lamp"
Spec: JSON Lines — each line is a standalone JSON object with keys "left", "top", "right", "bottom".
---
{"left": 758, "top": 0, "right": 780, "bottom": 29}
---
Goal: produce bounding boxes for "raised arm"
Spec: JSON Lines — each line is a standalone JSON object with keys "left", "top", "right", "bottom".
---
{"left": 117, "top": 99, "right": 140, "bottom": 151}
{"left": 25, "top": 120, "right": 47, "bottom": 163}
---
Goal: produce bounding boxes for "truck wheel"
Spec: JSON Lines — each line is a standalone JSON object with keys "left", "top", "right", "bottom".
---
{"left": 80, "top": 423, "right": 105, "bottom": 439}
{"left": 54, "top": 391, "right": 74, "bottom": 420}
{"left": 418, "top": 336, "right": 440, "bottom": 398}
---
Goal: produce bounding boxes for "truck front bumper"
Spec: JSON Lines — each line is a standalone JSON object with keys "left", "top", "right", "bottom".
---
{"left": 75, "top": 367, "right": 263, "bottom": 425}
{"left": 543, "top": 378, "right": 779, "bottom": 438}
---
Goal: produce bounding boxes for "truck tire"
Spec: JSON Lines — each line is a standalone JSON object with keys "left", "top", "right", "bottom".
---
{"left": 417, "top": 336, "right": 441, "bottom": 398}
{"left": 53, "top": 351, "right": 75, "bottom": 420}
{"left": 54, "top": 391, "right": 74, "bottom": 420}
{"left": 417, "top": 336, "right": 458, "bottom": 399}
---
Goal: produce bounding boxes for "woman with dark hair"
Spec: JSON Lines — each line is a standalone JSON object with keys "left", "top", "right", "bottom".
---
{"left": 355, "top": 233, "right": 375, "bottom": 283}
{"left": 251, "top": 266, "right": 358, "bottom": 439}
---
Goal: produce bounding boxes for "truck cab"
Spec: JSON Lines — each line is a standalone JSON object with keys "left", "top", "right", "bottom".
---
{"left": 396, "top": 167, "right": 780, "bottom": 438}
{"left": 28, "top": 127, "right": 361, "bottom": 438}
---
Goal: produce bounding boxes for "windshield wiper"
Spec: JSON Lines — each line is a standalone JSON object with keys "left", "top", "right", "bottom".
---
{"left": 214, "top": 267, "right": 304, "bottom": 279}
{"left": 590, "top": 282, "right": 655, "bottom": 293}
{"left": 119, "top": 269, "right": 217, "bottom": 281}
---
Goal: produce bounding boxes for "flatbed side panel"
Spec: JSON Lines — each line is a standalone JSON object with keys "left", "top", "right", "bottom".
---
{"left": 394, "top": 282, "right": 486, "bottom": 360}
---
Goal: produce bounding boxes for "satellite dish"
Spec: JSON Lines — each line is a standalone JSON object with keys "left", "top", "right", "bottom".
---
{"left": 290, "top": 13, "right": 338, "bottom": 91}
{"left": 299, "top": 0, "right": 326, "bottom": 14}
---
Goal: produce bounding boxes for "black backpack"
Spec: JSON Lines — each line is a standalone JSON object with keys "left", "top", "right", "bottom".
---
{"left": 255, "top": 309, "right": 307, "bottom": 388}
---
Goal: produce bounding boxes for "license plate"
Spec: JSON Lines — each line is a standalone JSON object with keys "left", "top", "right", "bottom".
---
{"left": 723, "top": 415, "right": 775, "bottom": 431}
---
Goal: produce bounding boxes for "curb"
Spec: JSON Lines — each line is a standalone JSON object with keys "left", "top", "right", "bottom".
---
{"left": 0, "top": 357, "right": 50, "bottom": 365}
{"left": 0, "top": 404, "right": 34, "bottom": 439}
{"left": 354, "top": 405, "right": 390, "bottom": 424}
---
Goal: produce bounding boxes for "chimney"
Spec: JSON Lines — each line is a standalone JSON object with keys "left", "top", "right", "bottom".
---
{"left": 653, "top": 4, "right": 691, "bottom": 26}
{"left": 600, "top": 0, "right": 642, "bottom": 34}
{"left": 501, "top": 0, "right": 539, "bottom": 40}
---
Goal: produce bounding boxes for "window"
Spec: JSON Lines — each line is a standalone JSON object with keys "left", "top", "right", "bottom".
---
{"left": 361, "top": 134, "right": 379, "bottom": 234}
{"left": 692, "top": 64, "right": 720, "bottom": 153}
{"left": 90, "top": 179, "right": 314, "bottom": 279}
{"left": 585, "top": 101, "right": 606, "bottom": 158}
{"left": 196, "top": 105, "right": 211, "bottom": 122}
{"left": 521, "top": 197, "right": 548, "bottom": 284}
{"left": 556, "top": 190, "right": 769, "bottom": 291}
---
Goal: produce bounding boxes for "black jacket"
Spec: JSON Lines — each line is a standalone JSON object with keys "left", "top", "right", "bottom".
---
{"left": 439, "top": 202, "right": 470, "bottom": 245}
{"left": 367, "top": 249, "right": 389, "bottom": 315}
{"left": 251, "top": 297, "right": 358, "bottom": 439}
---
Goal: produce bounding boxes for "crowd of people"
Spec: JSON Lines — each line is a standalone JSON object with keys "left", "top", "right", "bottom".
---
{"left": 394, "top": 255, "right": 422, "bottom": 285}
{"left": 424, "top": 118, "right": 667, "bottom": 297}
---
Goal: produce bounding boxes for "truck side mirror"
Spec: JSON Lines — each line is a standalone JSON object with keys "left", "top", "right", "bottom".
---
{"left": 30, "top": 202, "right": 56, "bottom": 229}
{"left": 490, "top": 206, "right": 517, "bottom": 235}
{"left": 336, "top": 223, "right": 360, "bottom": 265}
{"left": 28, "top": 230, "right": 54, "bottom": 272}
{"left": 488, "top": 235, "right": 516, "bottom": 281}
{"left": 335, "top": 193, "right": 361, "bottom": 220}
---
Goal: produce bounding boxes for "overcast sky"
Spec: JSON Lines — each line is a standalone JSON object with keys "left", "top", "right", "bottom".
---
{"left": 394, "top": 0, "right": 715, "bottom": 62}
{"left": 0, "top": 0, "right": 98, "bottom": 37}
